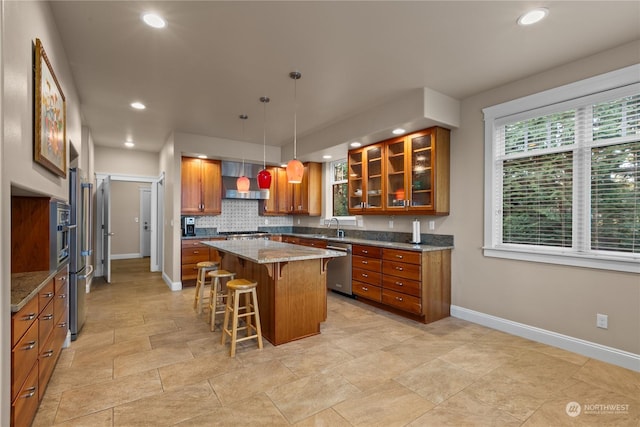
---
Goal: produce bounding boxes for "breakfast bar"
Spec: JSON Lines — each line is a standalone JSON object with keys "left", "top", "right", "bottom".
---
{"left": 202, "top": 239, "right": 345, "bottom": 345}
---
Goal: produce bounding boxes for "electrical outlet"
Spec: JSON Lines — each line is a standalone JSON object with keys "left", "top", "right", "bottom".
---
{"left": 297, "top": 218, "right": 300, "bottom": 225}
{"left": 429, "top": 220, "right": 435, "bottom": 230}
{"left": 135, "top": 217, "right": 139, "bottom": 223}
{"left": 264, "top": 219, "right": 269, "bottom": 225}
{"left": 388, "top": 220, "right": 394, "bottom": 228}
{"left": 596, "top": 313, "right": 608, "bottom": 329}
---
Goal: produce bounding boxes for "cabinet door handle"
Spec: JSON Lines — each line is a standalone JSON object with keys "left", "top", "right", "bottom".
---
{"left": 362, "top": 286, "right": 368, "bottom": 291}
{"left": 396, "top": 267, "right": 403, "bottom": 271}
{"left": 59, "top": 293, "right": 67, "bottom": 299}
{"left": 43, "top": 292, "right": 54, "bottom": 298}
{"left": 362, "top": 250, "right": 368, "bottom": 254}
{"left": 23, "top": 313, "right": 37, "bottom": 321}
{"left": 395, "top": 255, "right": 403, "bottom": 259}
{"left": 193, "top": 250, "right": 200, "bottom": 254}
{"left": 21, "top": 387, "right": 37, "bottom": 399}
{"left": 42, "top": 314, "right": 54, "bottom": 320}
{"left": 395, "top": 296, "right": 404, "bottom": 301}
{"left": 58, "top": 276, "right": 67, "bottom": 282}
{"left": 395, "top": 281, "right": 403, "bottom": 286}
{"left": 57, "top": 322, "right": 67, "bottom": 328}
{"left": 23, "top": 341, "right": 37, "bottom": 350}
{"left": 43, "top": 349, "right": 54, "bottom": 358}
{"left": 361, "top": 273, "right": 368, "bottom": 278}
{"left": 361, "top": 260, "right": 368, "bottom": 264}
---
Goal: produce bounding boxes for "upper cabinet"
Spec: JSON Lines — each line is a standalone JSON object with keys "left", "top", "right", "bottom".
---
{"left": 349, "top": 126, "right": 450, "bottom": 215}
{"left": 348, "top": 143, "right": 385, "bottom": 213}
{"left": 260, "top": 162, "right": 322, "bottom": 216}
{"left": 181, "top": 157, "right": 222, "bottom": 215}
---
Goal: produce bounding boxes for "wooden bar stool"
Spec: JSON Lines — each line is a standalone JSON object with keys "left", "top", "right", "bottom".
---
{"left": 206, "top": 269, "right": 236, "bottom": 331}
{"left": 221, "top": 279, "right": 263, "bottom": 357}
{"left": 193, "top": 261, "right": 219, "bottom": 314}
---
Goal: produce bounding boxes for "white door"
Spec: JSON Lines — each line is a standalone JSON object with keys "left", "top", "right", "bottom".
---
{"left": 102, "top": 176, "right": 112, "bottom": 283}
{"left": 140, "top": 188, "right": 151, "bottom": 257}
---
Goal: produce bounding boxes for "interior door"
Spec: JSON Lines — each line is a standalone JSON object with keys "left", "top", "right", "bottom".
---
{"left": 140, "top": 188, "right": 151, "bottom": 257}
{"left": 102, "top": 176, "right": 112, "bottom": 283}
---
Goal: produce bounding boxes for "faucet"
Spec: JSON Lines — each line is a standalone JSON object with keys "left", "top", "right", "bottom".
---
{"left": 327, "top": 217, "right": 344, "bottom": 238}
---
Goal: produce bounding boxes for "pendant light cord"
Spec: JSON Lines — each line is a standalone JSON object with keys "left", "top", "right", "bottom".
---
{"left": 263, "top": 99, "right": 267, "bottom": 168}
{"left": 293, "top": 77, "right": 297, "bottom": 160}
{"left": 239, "top": 114, "right": 248, "bottom": 175}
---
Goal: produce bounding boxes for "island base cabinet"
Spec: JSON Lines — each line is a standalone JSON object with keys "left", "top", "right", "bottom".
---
{"left": 220, "top": 254, "right": 328, "bottom": 346}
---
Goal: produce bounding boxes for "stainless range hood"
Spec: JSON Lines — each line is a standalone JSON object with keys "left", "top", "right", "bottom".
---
{"left": 221, "top": 161, "right": 270, "bottom": 200}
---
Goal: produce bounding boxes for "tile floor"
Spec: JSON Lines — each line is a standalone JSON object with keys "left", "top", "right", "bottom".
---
{"left": 32, "top": 258, "right": 639, "bottom": 426}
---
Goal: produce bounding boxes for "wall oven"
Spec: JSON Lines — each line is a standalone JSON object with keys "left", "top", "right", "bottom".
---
{"left": 50, "top": 199, "right": 71, "bottom": 270}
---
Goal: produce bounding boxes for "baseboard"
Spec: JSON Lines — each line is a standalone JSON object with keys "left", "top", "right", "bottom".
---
{"left": 162, "top": 272, "right": 182, "bottom": 291}
{"left": 450, "top": 305, "right": 640, "bottom": 372}
{"left": 111, "top": 253, "right": 142, "bottom": 260}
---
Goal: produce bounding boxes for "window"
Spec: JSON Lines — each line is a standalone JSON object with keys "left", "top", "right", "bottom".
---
{"left": 331, "top": 159, "right": 348, "bottom": 217}
{"left": 484, "top": 65, "right": 639, "bottom": 273}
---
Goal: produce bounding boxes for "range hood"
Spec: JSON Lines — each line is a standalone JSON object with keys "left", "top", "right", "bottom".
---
{"left": 221, "top": 161, "right": 270, "bottom": 200}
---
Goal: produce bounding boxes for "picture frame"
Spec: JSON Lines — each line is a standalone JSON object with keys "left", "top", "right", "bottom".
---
{"left": 34, "top": 38, "right": 66, "bottom": 178}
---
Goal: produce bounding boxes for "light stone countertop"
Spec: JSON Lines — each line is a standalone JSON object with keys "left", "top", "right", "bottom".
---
{"left": 11, "top": 269, "right": 58, "bottom": 312}
{"left": 202, "top": 239, "right": 346, "bottom": 264}
{"left": 283, "top": 233, "right": 454, "bottom": 252}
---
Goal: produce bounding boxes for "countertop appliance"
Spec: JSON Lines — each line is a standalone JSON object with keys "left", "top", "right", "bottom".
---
{"left": 69, "top": 167, "right": 93, "bottom": 341}
{"left": 326, "top": 241, "right": 352, "bottom": 296}
{"left": 182, "top": 217, "right": 196, "bottom": 236}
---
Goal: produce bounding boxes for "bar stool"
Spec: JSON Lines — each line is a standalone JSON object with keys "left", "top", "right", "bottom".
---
{"left": 193, "top": 261, "right": 219, "bottom": 314}
{"left": 221, "top": 279, "right": 263, "bottom": 357}
{"left": 206, "top": 269, "right": 236, "bottom": 331}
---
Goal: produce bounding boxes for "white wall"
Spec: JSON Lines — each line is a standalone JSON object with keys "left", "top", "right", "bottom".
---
{"left": 94, "top": 145, "right": 159, "bottom": 177}
{"left": 2, "top": 1, "right": 84, "bottom": 423}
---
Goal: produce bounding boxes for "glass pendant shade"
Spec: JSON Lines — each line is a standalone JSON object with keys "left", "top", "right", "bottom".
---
{"left": 257, "top": 168, "right": 272, "bottom": 189}
{"left": 286, "top": 159, "right": 304, "bottom": 184}
{"left": 236, "top": 175, "right": 250, "bottom": 193}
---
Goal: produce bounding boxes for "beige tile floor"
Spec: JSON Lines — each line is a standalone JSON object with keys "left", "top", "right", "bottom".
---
{"left": 32, "top": 258, "right": 639, "bottom": 426}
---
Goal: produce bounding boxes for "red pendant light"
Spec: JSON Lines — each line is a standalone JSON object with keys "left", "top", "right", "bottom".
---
{"left": 257, "top": 96, "right": 272, "bottom": 189}
{"left": 286, "top": 71, "right": 304, "bottom": 184}
{"left": 236, "top": 115, "right": 250, "bottom": 193}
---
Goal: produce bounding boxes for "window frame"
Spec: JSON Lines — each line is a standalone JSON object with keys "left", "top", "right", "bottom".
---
{"left": 483, "top": 65, "right": 640, "bottom": 273}
{"left": 324, "top": 159, "right": 357, "bottom": 224}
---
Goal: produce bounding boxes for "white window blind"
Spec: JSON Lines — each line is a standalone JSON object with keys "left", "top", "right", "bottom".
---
{"left": 484, "top": 66, "right": 640, "bottom": 272}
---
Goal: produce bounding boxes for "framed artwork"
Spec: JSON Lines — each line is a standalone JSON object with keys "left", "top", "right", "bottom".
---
{"left": 34, "top": 38, "right": 66, "bottom": 177}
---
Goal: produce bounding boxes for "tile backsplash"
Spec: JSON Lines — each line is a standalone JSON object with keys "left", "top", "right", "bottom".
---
{"left": 195, "top": 199, "right": 292, "bottom": 232}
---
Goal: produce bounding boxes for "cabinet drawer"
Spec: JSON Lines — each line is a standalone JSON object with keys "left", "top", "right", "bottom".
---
{"left": 12, "top": 321, "right": 39, "bottom": 401}
{"left": 352, "top": 267, "right": 381, "bottom": 286}
{"left": 54, "top": 280, "right": 69, "bottom": 324}
{"left": 382, "top": 260, "right": 421, "bottom": 281}
{"left": 352, "top": 255, "right": 381, "bottom": 272}
{"left": 38, "top": 329, "right": 61, "bottom": 400}
{"left": 11, "top": 360, "right": 39, "bottom": 427}
{"left": 12, "top": 296, "right": 39, "bottom": 348}
{"left": 181, "top": 247, "right": 210, "bottom": 264}
{"left": 39, "top": 299, "right": 55, "bottom": 347}
{"left": 383, "top": 248, "right": 421, "bottom": 265}
{"left": 181, "top": 239, "right": 208, "bottom": 249}
{"left": 181, "top": 263, "right": 199, "bottom": 281}
{"left": 54, "top": 267, "right": 68, "bottom": 293}
{"left": 38, "top": 280, "right": 55, "bottom": 314}
{"left": 352, "top": 245, "right": 382, "bottom": 258}
{"left": 382, "top": 275, "right": 421, "bottom": 297}
{"left": 382, "top": 289, "right": 422, "bottom": 314}
{"left": 352, "top": 280, "right": 382, "bottom": 302}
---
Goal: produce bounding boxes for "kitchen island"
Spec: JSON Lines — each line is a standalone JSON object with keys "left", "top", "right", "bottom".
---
{"left": 202, "top": 239, "right": 345, "bottom": 345}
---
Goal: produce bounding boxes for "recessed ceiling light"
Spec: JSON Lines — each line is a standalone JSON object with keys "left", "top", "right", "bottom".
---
{"left": 198, "top": 155, "right": 207, "bottom": 159}
{"left": 130, "top": 102, "right": 146, "bottom": 110}
{"left": 124, "top": 141, "right": 135, "bottom": 148}
{"left": 392, "top": 128, "right": 405, "bottom": 135}
{"left": 280, "top": 163, "right": 288, "bottom": 168}
{"left": 142, "top": 12, "right": 166, "bottom": 29}
{"left": 517, "top": 8, "right": 549, "bottom": 26}
{"left": 350, "top": 142, "right": 362, "bottom": 148}
{"left": 322, "top": 155, "right": 332, "bottom": 159}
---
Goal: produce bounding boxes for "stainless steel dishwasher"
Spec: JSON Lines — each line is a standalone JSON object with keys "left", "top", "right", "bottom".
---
{"left": 326, "top": 242, "right": 353, "bottom": 296}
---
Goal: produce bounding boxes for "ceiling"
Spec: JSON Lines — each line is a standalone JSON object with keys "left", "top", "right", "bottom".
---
{"left": 49, "top": 1, "right": 640, "bottom": 162}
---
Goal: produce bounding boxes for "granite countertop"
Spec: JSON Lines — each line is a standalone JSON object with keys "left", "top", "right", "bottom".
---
{"left": 283, "top": 233, "right": 454, "bottom": 252}
{"left": 202, "top": 239, "right": 346, "bottom": 264}
{"left": 11, "top": 269, "right": 58, "bottom": 312}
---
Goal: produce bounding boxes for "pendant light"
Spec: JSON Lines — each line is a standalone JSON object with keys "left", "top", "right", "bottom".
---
{"left": 257, "top": 96, "right": 272, "bottom": 189}
{"left": 286, "top": 71, "right": 304, "bottom": 184}
{"left": 236, "top": 114, "right": 250, "bottom": 193}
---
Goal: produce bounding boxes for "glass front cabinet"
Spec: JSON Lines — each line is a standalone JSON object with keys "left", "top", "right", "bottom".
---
{"left": 348, "top": 143, "right": 385, "bottom": 213}
{"left": 350, "top": 126, "right": 450, "bottom": 215}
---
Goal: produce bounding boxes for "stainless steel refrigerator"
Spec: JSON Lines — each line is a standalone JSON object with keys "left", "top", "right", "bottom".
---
{"left": 69, "top": 168, "right": 93, "bottom": 341}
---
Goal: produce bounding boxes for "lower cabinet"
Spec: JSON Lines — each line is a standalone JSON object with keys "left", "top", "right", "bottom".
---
{"left": 11, "top": 265, "right": 68, "bottom": 427}
{"left": 352, "top": 244, "right": 451, "bottom": 323}
{"left": 181, "top": 238, "right": 223, "bottom": 286}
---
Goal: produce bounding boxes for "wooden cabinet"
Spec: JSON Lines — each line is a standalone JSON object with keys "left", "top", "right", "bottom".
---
{"left": 351, "top": 244, "right": 451, "bottom": 323}
{"left": 181, "top": 157, "right": 222, "bottom": 215}
{"left": 180, "top": 238, "right": 223, "bottom": 285}
{"left": 348, "top": 143, "right": 385, "bottom": 213}
{"left": 260, "top": 163, "right": 322, "bottom": 216}
{"left": 348, "top": 126, "right": 450, "bottom": 215}
{"left": 296, "top": 237, "right": 327, "bottom": 249}
{"left": 11, "top": 265, "right": 68, "bottom": 427}
{"left": 351, "top": 245, "right": 383, "bottom": 302}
